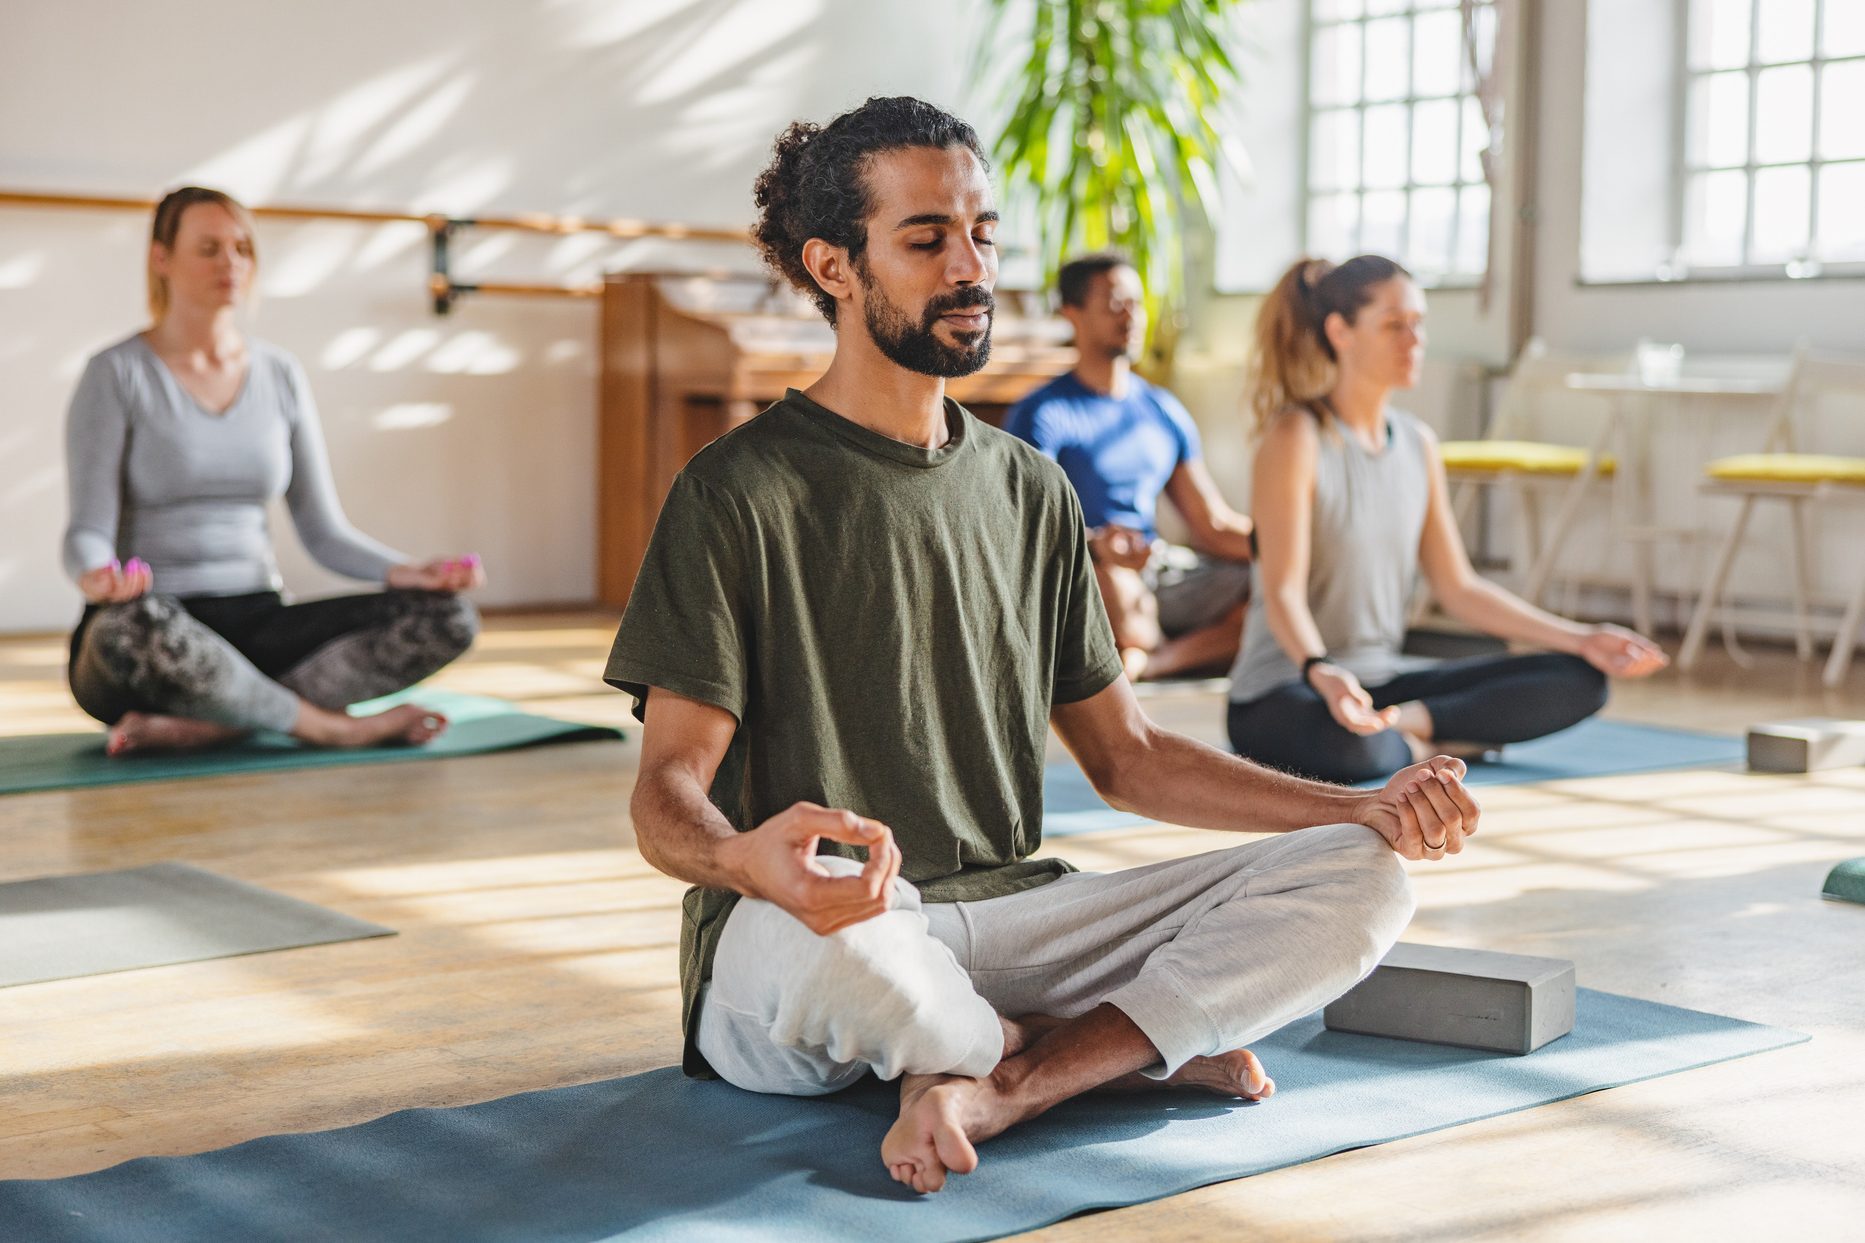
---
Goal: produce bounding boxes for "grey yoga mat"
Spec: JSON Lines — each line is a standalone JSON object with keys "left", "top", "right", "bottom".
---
{"left": 0, "top": 861, "right": 392, "bottom": 988}
{"left": 0, "top": 990, "right": 1804, "bottom": 1243}
{"left": 0, "top": 690, "right": 623, "bottom": 797}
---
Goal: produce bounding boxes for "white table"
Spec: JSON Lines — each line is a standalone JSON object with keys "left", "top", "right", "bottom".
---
{"left": 1521, "top": 372, "right": 1783, "bottom": 635}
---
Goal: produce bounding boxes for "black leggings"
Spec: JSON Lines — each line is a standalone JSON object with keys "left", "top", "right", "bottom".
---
{"left": 67, "top": 589, "right": 479, "bottom": 732}
{"left": 1227, "top": 653, "right": 1609, "bottom": 785}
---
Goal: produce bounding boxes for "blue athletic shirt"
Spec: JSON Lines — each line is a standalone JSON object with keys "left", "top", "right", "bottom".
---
{"left": 1002, "top": 371, "right": 1201, "bottom": 542}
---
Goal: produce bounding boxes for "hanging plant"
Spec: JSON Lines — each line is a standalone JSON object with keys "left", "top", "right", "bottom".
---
{"left": 976, "top": 0, "right": 1252, "bottom": 337}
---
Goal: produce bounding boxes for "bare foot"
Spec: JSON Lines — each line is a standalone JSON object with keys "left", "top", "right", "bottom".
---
{"left": 1005, "top": 1014, "right": 1273, "bottom": 1100}
{"left": 336, "top": 704, "right": 450, "bottom": 748}
{"left": 882, "top": 1073, "right": 994, "bottom": 1195}
{"left": 1136, "top": 1048, "right": 1275, "bottom": 1099}
{"left": 293, "top": 702, "right": 450, "bottom": 749}
{"left": 106, "top": 712, "right": 246, "bottom": 757}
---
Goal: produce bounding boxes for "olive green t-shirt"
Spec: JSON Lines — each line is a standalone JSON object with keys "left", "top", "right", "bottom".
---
{"left": 604, "top": 388, "right": 1123, "bottom": 1075}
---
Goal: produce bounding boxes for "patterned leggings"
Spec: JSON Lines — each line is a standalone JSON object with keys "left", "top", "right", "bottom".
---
{"left": 67, "top": 590, "right": 479, "bottom": 734}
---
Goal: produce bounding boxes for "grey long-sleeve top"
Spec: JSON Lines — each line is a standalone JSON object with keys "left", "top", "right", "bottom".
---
{"left": 62, "top": 333, "right": 408, "bottom": 599}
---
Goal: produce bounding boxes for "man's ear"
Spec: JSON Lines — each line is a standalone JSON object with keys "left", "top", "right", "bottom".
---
{"left": 1057, "top": 302, "right": 1085, "bottom": 347}
{"left": 802, "top": 238, "right": 856, "bottom": 314}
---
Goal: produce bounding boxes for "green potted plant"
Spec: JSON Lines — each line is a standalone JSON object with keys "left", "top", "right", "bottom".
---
{"left": 975, "top": 0, "right": 1251, "bottom": 356}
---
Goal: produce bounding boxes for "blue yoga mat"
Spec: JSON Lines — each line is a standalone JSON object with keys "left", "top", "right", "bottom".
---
{"left": 0, "top": 690, "right": 623, "bottom": 796}
{"left": 0, "top": 990, "right": 1802, "bottom": 1243}
{"left": 1043, "top": 719, "right": 1746, "bottom": 838}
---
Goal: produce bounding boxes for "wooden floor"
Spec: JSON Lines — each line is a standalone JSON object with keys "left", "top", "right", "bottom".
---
{"left": 2, "top": 613, "right": 1862, "bottom": 1240}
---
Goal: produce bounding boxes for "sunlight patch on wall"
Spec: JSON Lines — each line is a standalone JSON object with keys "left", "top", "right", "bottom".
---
{"left": 549, "top": 0, "right": 696, "bottom": 47}
{"left": 321, "top": 327, "right": 382, "bottom": 370}
{"left": 262, "top": 224, "right": 358, "bottom": 298}
{"left": 0, "top": 252, "right": 45, "bottom": 289}
{"left": 350, "top": 221, "right": 428, "bottom": 273}
{"left": 368, "top": 328, "right": 440, "bottom": 371}
{"left": 300, "top": 59, "right": 455, "bottom": 184}
{"left": 184, "top": 114, "right": 315, "bottom": 202}
{"left": 544, "top": 340, "right": 587, "bottom": 366}
{"left": 415, "top": 157, "right": 516, "bottom": 216}
{"left": 374, "top": 402, "right": 453, "bottom": 430}
{"left": 543, "top": 231, "right": 611, "bottom": 276}
{"left": 351, "top": 73, "right": 477, "bottom": 181}
{"left": 427, "top": 331, "right": 520, "bottom": 375}
{"left": 634, "top": 0, "right": 821, "bottom": 105}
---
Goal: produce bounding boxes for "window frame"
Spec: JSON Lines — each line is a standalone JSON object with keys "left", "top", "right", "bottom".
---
{"left": 1298, "top": 0, "right": 1496, "bottom": 288}
{"left": 1672, "top": 0, "right": 1865, "bottom": 280}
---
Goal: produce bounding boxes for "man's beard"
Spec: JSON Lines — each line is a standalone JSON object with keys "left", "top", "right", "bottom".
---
{"left": 858, "top": 268, "right": 994, "bottom": 378}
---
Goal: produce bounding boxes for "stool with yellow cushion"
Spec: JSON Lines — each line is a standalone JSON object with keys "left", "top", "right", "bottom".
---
{"left": 1439, "top": 343, "right": 1635, "bottom": 603}
{"left": 1678, "top": 353, "right": 1865, "bottom": 688}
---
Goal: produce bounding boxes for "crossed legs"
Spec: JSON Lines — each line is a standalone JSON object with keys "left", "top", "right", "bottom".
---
{"left": 696, "top": 824, "right": 1413, "bottom": 1192}
{"left": 68, "top": 590, "right": 479, "bottom": 754}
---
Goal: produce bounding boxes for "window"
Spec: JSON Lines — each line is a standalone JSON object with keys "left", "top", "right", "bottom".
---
{"left": 1305, "top": 0, "right": 1497, "bottom": 284}
{"left": 1681, "top": 0, "right": 1865, "bottom": 273}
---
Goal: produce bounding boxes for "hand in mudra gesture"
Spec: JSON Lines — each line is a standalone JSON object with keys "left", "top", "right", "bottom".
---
{"left": 77, "top": 558, "right": 154, "bottom": 604}
{"left": 724, "top": 801, "right": 903, "bottom": 936}
{"left": 1354, "top": 755, "right": 1480, "bottom": 861}
{"left": 387, "top": 554, "right": 486, "bottom": 593}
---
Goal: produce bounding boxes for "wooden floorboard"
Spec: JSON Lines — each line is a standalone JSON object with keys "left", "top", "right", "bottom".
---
{"left": 1, "top": 614, "right": 1861, "bottom": 1239}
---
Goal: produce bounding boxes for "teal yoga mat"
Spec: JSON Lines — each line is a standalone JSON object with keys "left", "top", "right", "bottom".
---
{"left": 0, "top": 690, "right": 622, "bottom": 796}
{"left": 1821, "top": 858, "right": 1865, "bottom": 904}
{"left": 1043, "top": 719, "right": 1747, "bottom": 838}
{"left": 0, "top": 990, "right": 1803, "bottom": 1243}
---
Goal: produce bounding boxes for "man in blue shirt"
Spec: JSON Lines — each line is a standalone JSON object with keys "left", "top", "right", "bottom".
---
{"left": 1005, "top": 253, "right": 1255, "bottom": 681}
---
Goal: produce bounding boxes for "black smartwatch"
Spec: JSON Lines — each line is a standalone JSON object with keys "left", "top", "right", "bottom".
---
{"left": 1301, "top": 653, "right": 1331, "bottom": 687}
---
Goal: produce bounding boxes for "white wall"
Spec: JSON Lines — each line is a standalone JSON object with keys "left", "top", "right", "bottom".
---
{"left": 0, "top": 0, "right": 991, "bottom": 633}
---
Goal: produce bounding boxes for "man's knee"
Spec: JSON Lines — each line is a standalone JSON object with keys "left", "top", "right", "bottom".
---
{"left": 711, "top": 866, "right": 991, "bottom": 1082}
{"left": 1307, "top": 822, "right": 1416, "bottom": 936}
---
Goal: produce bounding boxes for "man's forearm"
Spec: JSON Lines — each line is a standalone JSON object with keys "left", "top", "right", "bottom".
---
{"left": 1101, "top": 725, "right": 1367, "bottom": 832}
{"left": 1194, "top": 523, "right": 1256, "bottom": 562}
{"left": 630, "top": 766, "right": 752, "bottom": 893}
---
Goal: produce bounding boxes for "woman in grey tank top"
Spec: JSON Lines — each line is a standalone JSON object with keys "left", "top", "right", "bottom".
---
{"left": 1226, "top": 256, "right": 1667, "bottom": 784}
{"left": 62, "top": 187, "right": 485, "bottom": 756}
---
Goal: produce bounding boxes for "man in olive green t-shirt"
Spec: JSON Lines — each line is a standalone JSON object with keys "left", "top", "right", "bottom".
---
{"left": 606, "top": 96, "right": 1482, "bottom": 1196}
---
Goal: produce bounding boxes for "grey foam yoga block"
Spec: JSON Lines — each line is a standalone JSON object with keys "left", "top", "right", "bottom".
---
{"left": 1746, "top": 718, "right": 1865, "bottom": 774}
{"left": 1324, "top": 943, "right": 1576, "bottom": 1055}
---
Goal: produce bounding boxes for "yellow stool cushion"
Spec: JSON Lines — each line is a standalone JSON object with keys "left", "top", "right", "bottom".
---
{"left": 1440, "top": 440, "right": 1618, "bottom": 477}
{"left": 1705, "top": 453, "right": 1865, "bottom": 485}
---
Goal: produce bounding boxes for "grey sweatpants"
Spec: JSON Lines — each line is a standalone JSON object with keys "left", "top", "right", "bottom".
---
{"left": 696, "top": 822, "right": 1413, "bottom": 1096}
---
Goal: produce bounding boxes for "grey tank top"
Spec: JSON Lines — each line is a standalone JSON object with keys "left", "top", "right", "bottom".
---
{"left": 1228, "top": 408, "right": 1432, "bottom": 704}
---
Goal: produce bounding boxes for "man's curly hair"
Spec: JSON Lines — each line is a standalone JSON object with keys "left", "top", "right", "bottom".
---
{"left": 752, "top": 96, "right": 988, "bottom": 324}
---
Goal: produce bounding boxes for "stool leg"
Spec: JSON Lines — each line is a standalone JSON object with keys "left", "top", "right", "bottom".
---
{"left": 1824, "top": 569, "right": 1865, "bottom": 689}
{"left": 1517, "top": 482, "right": 1543, "bottom": 595}
{"left": 1680, "top": 495, "right": 1756, "bottom": 672}
{"left": 1788, "top": 498, "right": 1815, "bottom": 662}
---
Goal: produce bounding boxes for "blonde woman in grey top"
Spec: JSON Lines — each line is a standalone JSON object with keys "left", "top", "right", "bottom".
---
{"left": 1227, "top": 256, "right": 1667, "bottom": 785}
{"left": 62, "top": 187, "right": 485, "bottom": 756}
